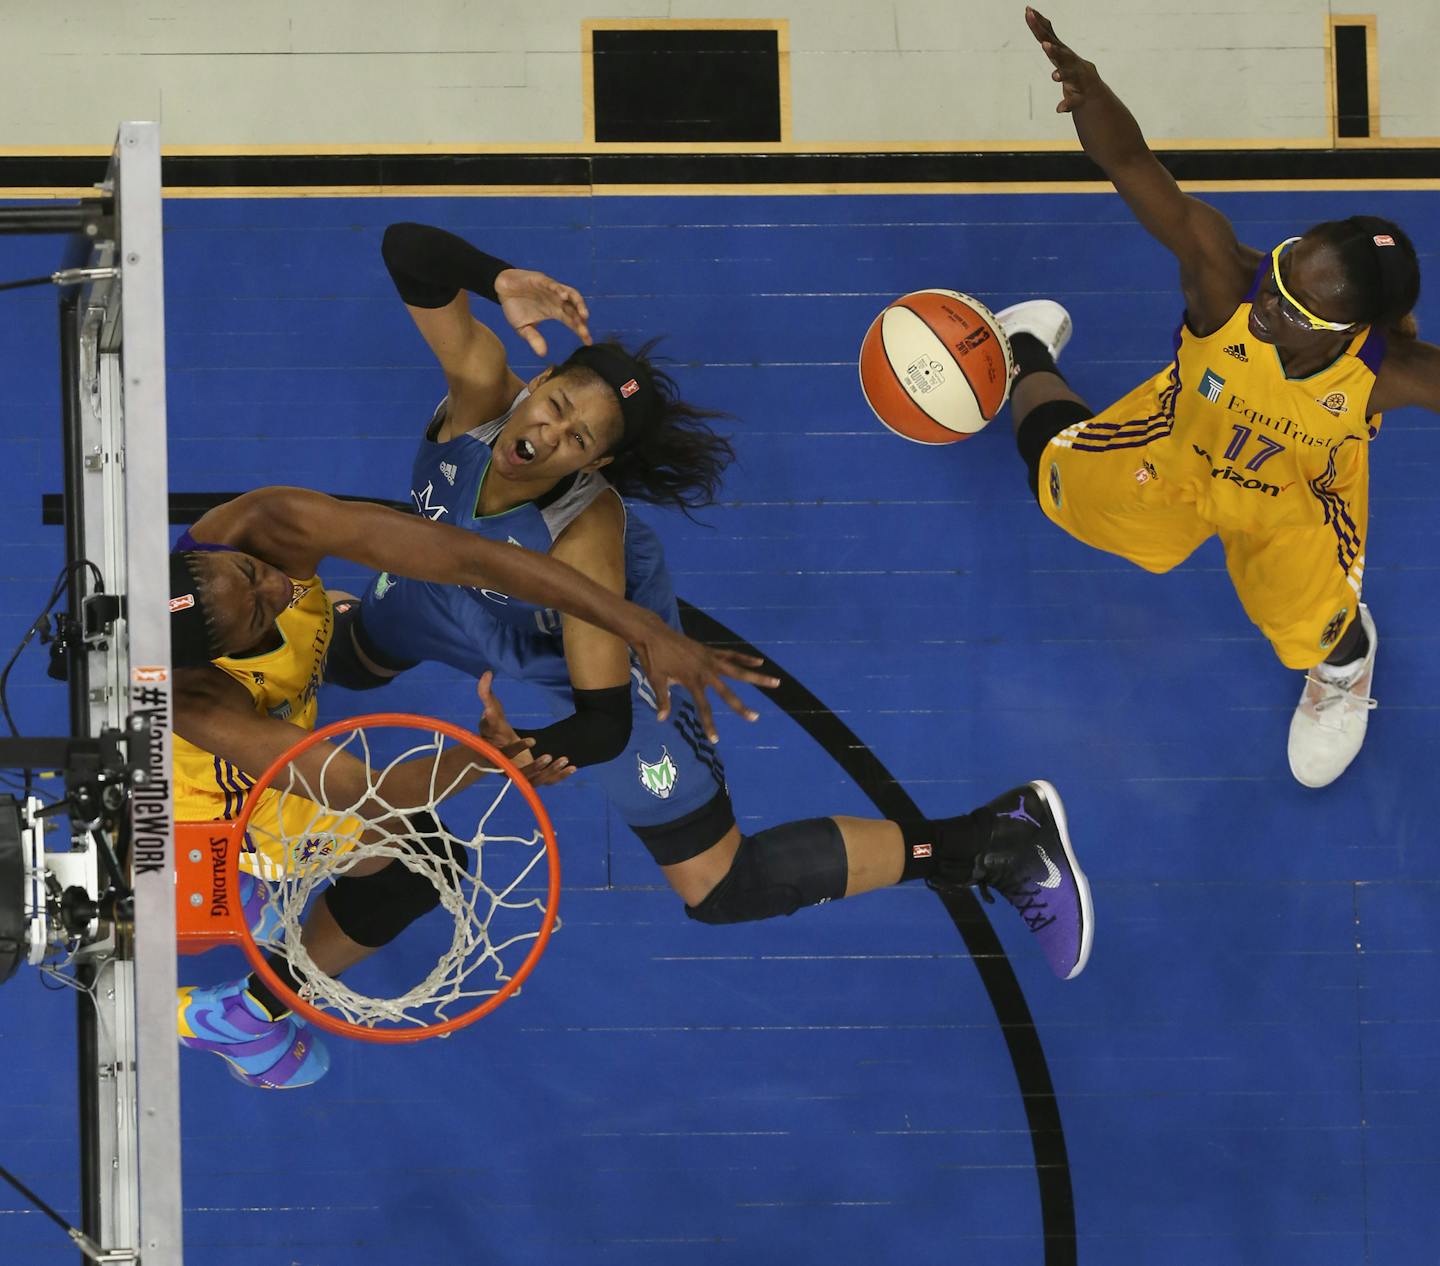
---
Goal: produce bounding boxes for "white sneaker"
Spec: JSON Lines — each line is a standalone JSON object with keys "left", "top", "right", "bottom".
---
{"left": 1287, "top": 604, "right": 1378, "bottom": 788}
{"left": 994, "top": 300, "right": 1073, "bottom": 361}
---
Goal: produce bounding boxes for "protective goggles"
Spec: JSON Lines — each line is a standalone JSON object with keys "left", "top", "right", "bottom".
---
{"left": 1268, "top": 238, "right": 1357, "bottom": 333}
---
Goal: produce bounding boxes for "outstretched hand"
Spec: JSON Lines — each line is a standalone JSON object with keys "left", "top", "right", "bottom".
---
{"left": 476, "top": 672, "right": 574, "bottom": 787}
{"left": 632, "top": 615, "right": 780, "bottom": 744}
{"left": 1025, "top": 6, "right": 1098, "bottom": 114}
{"left": 494, "top": 267, "right": 593, "bottom": 357}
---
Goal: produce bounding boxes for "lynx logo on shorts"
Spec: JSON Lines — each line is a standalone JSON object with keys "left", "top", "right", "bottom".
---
{"left": 1048, "top": 460, "right": 1062, "bottom": 509}
{"left": 1197, "top": 369, "right": 1226, "bottom": 403}
{"left": 374, "top": 571, "right": 394, "bottom": 599}
{"left": 1317, "top": 391, "right": 1348, "bottom": 416}
{"left": 1319, "top": 607, "right": 1349, "bottom": 650}
{"left": 638, "top": 747, "right": 678, "bottom": 799}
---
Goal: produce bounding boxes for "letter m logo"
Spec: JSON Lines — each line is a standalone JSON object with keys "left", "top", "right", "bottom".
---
{"left": 637, "top": 748, "right": 678, "bottom": 799}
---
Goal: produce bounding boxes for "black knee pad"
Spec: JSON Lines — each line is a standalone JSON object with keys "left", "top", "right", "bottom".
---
{"left": 686, "top": 817, "right": 848, "bottom": 926}
{"left": 325, "top": 602, "right": 412, "bottom": 691}
{"left": 1016, "top": 399, "right": 1094, "bottom": 502}
{"left": 323, "top": 812, "right": 468, "bottom": 948}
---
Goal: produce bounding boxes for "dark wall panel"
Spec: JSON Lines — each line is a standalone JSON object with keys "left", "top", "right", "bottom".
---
{"left": 592, "top": 28, "right": 781, "bottom": 143}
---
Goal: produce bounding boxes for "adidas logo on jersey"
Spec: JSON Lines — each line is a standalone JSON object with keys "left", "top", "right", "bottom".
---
{"left": 439, "top": 461, "right": 458, "bottom": 485}
{"left": 1223, "top": 342, "right": 1249, "bottom": 362}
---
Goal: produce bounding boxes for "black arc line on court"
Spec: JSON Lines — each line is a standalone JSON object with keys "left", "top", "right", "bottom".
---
{"left": 38, "top": 490, "right": 1078, "bottom": 1262}
{"left": 679, "top": 599, "right": 1077, "bottom": 1266}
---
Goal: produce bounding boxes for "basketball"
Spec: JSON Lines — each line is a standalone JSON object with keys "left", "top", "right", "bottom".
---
{"left": 858, "top": 289, "right": 1014, "bottom": 444}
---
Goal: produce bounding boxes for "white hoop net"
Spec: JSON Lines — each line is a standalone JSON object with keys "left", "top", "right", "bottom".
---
{"left": 239, "top": 723, "right": 556, "bottom": 1033}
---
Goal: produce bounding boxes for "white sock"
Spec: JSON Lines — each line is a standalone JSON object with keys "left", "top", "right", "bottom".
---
{"left": 1314, "top": 655, "right": 1364, "bottom": 686}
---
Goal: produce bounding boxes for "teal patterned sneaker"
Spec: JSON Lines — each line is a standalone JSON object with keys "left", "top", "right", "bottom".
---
{"left": 178, "top": 978, "right": 329, "bottom": 1089}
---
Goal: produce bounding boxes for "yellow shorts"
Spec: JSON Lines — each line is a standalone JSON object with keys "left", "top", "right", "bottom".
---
{"left": 1020, "top": 382, "right": 1367, "bottom": 670}
{"left": 239, "top": 785, "right": 362, "bottom": 882}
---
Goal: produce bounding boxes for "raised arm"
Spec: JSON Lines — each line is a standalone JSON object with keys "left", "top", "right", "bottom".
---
{"left": 191, "top": 487, "right": 779, "bottom": 738}
{"left": 1025, "top": 6, "right": 1257, "bottom": 332}
{"left": 382, "top": 222, "right": 593, "bottom": 437}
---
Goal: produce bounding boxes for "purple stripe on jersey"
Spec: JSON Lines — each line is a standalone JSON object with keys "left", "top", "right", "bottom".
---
{"left": 214, "top": 758, "right": 253, "bottom": 821}
{"left": 1308, "top": 441, "right": 1364, "bottom": 572}
{"left": 1071, "top": 415, "right": 1174, "bottom": 453}
{"left": 175, "top": 529, "right": 237, "bottom": 553}
{"left": 1071, "top": 432, "right": 1171, "bottom": 455}
{"left": 1071, "top": 351, "right": 1183, "bottom": 454}
{"left": 1078, "top": 409, "right": 1171, "bottom": 439}
{"left": 1245, "top": 262, "right": 1267, "bottom": 303}
{"left": 1355, "top": 326, "right": 1389, "bottom": 375}
{"left": 214, "top": 755, "right": 233, "bottom": 818}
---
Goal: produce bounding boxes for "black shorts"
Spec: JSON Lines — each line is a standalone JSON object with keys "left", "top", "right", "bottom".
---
{"left": 1015, "top": 399, "right": 1095, "bottom": 503}
{"left": 631, "top": 787, "right": 736, "bottom": 866}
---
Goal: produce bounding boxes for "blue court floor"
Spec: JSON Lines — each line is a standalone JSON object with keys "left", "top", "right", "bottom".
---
{"left": 1, "top": 188, "right": 1438, "bottom": 1265}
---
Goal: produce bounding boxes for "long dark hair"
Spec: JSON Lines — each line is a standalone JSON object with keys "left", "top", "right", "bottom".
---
{"left": 1307, "top": 215, "right": 1421, "bottom": 339}
{"left": 553, "top": 338, "right": 735, "bottom": 511}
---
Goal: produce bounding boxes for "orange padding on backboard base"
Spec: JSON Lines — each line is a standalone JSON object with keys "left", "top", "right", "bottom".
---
{"left": 175, "top": 821, "right": 247, "bottom": 954}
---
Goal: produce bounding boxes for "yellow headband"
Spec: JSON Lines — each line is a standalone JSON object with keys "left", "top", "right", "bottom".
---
{"left": 1269, "top": 238, "right": 1356, "bottom": 333}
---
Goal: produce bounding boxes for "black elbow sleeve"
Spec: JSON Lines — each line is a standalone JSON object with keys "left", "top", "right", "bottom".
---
{"left": 381, "top": 222, "right": 513, "bottom": 308}
{"left": 518, "top": 684, "right": 633, "bottom": 768}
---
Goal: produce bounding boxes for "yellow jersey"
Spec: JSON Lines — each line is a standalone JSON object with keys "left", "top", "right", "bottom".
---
{"left": 173, "top": 573, "right": 333, "bottom": 823}
{"left": 1037, "top": 289, "right": 1387, "bottom": 667}
{"left": 1090, "top": 299, "right": 1386, "bottom": 541}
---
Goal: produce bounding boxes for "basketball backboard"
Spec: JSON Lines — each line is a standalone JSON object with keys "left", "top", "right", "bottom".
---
{"left": 0, "top": 121, "right": 181, "bottom": 1265}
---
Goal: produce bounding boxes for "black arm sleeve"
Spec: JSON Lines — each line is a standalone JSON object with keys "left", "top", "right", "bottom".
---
{"left": 380, "top": 222, "right": 514, "bottom": 309}
{"left": 515, "top": 684, "right": 633, "bottom": 768}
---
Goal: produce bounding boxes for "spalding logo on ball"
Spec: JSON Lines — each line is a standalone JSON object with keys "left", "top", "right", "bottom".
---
{"left": 859, "top": 290, "right": 1013, "bottom": 444}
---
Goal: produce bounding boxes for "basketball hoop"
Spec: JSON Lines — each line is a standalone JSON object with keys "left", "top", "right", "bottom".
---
{"left": 175, "top": 713, "right": 559, "bottom": 1043}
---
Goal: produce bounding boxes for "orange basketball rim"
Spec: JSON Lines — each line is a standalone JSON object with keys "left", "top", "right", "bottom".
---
{"left": 175, "top": 713, "right": 560, "bottom": 1043}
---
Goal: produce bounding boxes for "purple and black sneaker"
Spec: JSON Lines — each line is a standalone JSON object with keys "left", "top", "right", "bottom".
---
{"left": 937, "top": 780, "right": 1093, "bottom": 979}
